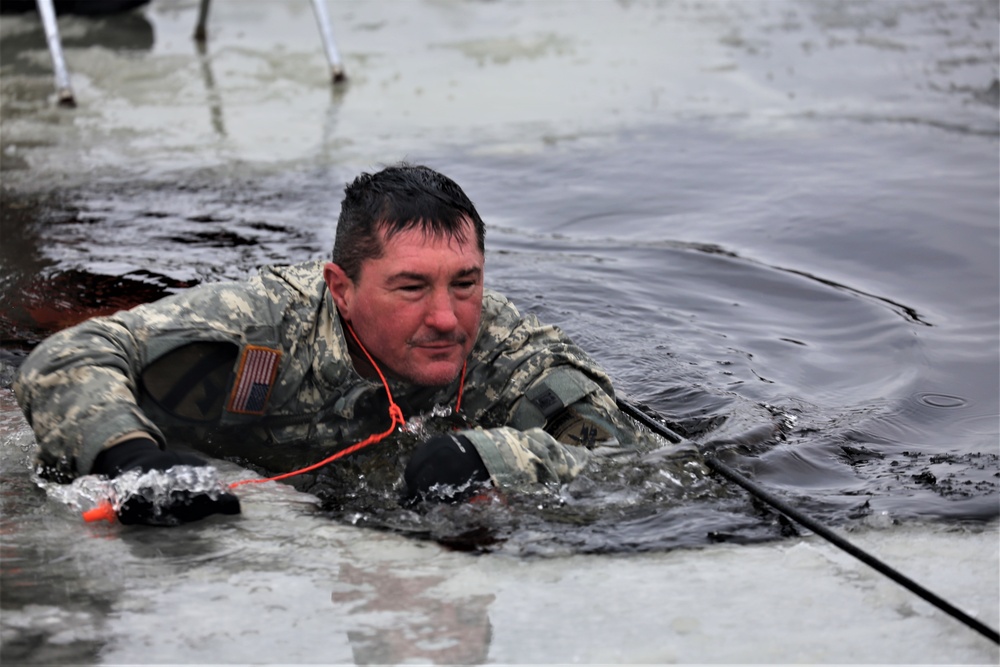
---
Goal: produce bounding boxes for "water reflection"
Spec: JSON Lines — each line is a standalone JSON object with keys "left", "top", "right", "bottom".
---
{"left": 333, "top": 561, "right": 493, "bottom": 664}
{"left": 194, "top": 40, "right": 226, "bottom": 138}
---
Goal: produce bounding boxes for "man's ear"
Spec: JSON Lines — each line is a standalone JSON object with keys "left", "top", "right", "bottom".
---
{"left": 323, "top": 262, "right": 354, "bottom": 319}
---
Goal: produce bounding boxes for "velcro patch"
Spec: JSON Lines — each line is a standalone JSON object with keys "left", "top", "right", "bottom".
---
{"left": 550, "top": 410, "right": 614, "bottom": 448}
{"left": 530, "top": 388, "right": 563, "bottom": 417}
{"left": 227, "top": 345, "right": 281, "bottom": 415}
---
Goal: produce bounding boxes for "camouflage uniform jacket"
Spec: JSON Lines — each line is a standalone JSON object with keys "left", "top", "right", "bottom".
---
{"left": 14, "top": 261, "right": 637, "bottom": 492}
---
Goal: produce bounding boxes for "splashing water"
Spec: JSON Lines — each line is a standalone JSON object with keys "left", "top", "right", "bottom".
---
{"left": 34, "top": 465, "right": 230, "bottom": 519}
{"left": 400, "top": 404, "right": 459, "bottom": 440}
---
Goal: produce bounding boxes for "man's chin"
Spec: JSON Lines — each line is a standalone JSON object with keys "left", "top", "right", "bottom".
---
{"left": 405, "top": 360, "right": 465, "bottom": 388}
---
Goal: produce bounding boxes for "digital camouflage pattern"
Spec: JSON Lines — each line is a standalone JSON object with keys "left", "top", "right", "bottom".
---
{"left": 14, "top": 261, "right": 653, "bottom": 494}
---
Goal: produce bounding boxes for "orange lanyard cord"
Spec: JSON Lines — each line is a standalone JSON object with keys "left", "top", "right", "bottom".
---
{"left": 228, "top": 322, "right": 465, "bottom": 490}
{"left": 227, "top": 412, "right": 404, "bottom": 489}
{"left": 454, "top": 359, "right": 467, "bottom": 414}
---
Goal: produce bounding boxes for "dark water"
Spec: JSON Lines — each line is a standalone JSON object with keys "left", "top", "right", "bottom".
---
{"left": 3, "top": 119, "right": 997, "bottom": 556}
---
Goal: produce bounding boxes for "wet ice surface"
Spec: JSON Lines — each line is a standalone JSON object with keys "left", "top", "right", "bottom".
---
{"left": 2, "top": 0, "right": 999, "bottom": 663}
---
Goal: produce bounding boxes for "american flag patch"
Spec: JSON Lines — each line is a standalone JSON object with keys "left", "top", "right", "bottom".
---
{"left": 227, "top": 345, "right": 281, "bottom": 415}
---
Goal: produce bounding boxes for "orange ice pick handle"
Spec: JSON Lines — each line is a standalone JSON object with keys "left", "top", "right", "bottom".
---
{"left": 82, "top": 500, "right": 116, "bottom": 523}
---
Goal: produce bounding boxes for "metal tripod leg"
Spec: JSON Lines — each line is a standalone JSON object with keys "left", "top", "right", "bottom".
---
{"left": 35, "top": 0, "right": 75, "bottom": 107}
{"left": 310, "top": 0, "right": 347, "bottom": 83}
{"left": 192, "top": 0, "right": 346, "bottom": 84}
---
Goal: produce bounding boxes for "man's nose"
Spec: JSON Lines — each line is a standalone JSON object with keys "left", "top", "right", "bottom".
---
{"left": 424, "top": 289, "right": 459, "bottom": 331}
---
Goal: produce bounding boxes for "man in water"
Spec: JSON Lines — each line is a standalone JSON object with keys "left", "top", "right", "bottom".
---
{"left": 14, "top": 163, "right": 642, "bottom": 525}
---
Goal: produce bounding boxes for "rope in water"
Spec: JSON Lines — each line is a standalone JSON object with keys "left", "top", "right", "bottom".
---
{"left": 616, "top": 397, "right": 1000, "bottom": 645}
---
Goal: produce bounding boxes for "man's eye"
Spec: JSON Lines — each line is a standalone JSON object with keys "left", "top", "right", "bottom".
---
{"left": 399, "top": 284, "right": 423, "bottom": 292}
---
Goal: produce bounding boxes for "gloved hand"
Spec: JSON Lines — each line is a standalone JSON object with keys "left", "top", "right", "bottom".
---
{"left": 92, "top": 437, "right": 241, "bottom": 526}
{"left": 404, "top": 433, "right": 491, "bottom": 503}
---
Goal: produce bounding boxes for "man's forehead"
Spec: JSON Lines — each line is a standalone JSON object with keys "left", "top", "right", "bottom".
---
{"left": 376, "top": 215, "right": 476, "bottom": 241}
{"left": 376, "top": 222, "right": 483, "bottom": 260}
{"left": 356, "top": 219, "right": 484, "bottom": 282}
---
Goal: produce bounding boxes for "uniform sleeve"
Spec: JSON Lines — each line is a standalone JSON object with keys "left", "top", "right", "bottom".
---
{"left": 12, "top": 274, "right": 276, "bottom": 480}
{"left": 462, "top": 426, "right": 593, "bottom": 487}
{"left": 13, "top": 313, "right": 168, "bottom": 479}
{"left": 460, "top": 372, "right": 639, "bottom": 488}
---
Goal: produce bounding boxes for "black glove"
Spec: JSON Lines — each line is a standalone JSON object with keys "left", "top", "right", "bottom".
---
{"left": 404, "top": 433, "right": 491, "bottom": 503}
{"left": 92, "top": 437, "right": 241, "bottom": 526}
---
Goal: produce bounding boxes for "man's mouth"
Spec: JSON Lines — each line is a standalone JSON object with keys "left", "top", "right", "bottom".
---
{"left": 410, "top": 336, "right": 465, "bottom": 349}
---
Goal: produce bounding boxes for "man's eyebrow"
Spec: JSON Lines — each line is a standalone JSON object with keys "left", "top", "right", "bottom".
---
{"left": 454, "top": 266, "right": 483, "bottom": 279}
{"left": 386, "top": 266, "right": 482, "bottom": 284}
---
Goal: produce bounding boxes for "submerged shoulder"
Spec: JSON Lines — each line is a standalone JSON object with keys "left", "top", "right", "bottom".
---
{"left": 480, "top": 289, "right": 532, "bottom": 341}
{"left": 477, "top": 289, "right": 569, "bottom": 354}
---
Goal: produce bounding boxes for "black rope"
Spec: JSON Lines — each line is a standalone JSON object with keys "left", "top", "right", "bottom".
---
{"left": 617, "top": 397, "right": 1000, "bottom": 645}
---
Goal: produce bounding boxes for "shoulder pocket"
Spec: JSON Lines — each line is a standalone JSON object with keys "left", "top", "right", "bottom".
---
{"left": 510, "top": 367, "right": 601, "bottom": 428}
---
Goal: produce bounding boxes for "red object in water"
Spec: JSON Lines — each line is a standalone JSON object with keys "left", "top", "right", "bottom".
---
{"left": 467, "top": 488, "right": 507, "bottom": 506}
{"left": 2, "top": 269, "right": 192, "bottom": 350}
{"left": 82, "top": 500, "right": 116, "bottom": 523}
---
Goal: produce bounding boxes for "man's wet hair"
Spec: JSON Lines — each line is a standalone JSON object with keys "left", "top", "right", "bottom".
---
{"left": 332, "top": 163, "right": 486, "bottom": 281}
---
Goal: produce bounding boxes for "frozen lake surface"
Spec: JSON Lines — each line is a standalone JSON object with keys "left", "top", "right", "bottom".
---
{"left": 1, "top": 0, "right": 998, "bottom": 663}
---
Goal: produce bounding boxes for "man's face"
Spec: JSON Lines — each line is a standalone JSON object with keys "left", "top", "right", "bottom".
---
{"left": 324, "top": 220, "right": 484, "bottom": 387}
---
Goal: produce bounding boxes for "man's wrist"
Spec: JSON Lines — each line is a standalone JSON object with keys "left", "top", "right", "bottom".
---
{"left": 91, "top": 437, "right": 162, "bottom": 477}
